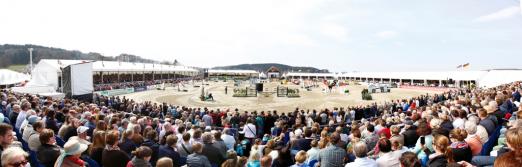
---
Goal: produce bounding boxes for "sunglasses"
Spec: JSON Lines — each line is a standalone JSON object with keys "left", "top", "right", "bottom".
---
{"left": 9, "top": 160, "right": 28, "bottom": 167}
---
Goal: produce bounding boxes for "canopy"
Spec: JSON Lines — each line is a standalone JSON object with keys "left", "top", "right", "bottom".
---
{"left": 0, "top": 69, "right": 30, "bottom": 85}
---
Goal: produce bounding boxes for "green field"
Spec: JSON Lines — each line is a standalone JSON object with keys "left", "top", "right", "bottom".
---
{"left": 6, "top": 64, "right": 27, "bottom": 72}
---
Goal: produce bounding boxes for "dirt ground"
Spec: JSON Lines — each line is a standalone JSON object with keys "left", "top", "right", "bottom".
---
{"left": 124, "top": 81, "right": 441, "bottom": 112}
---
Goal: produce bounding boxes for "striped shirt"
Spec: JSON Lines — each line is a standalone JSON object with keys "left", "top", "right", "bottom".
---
{"left": 318, "top": 145, "right": 346, "bottom": 167}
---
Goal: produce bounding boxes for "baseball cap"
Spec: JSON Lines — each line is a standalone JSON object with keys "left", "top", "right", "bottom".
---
{"left": 77, "top": 126, "right": 89, "bottom": 134}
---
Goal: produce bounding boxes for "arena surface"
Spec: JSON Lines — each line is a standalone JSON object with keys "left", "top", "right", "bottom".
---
{"left": 124, "top": 81, "right": 443, "bottom": 112}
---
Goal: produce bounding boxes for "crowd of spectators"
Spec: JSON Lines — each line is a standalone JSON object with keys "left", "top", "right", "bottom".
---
{"left": 0, "top": 80, "right": 521, "bottom": 167}
{"left": 94, "top": 78, "right": 193, "bottom": 91}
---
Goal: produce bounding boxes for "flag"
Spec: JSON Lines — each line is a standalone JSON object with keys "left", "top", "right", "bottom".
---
{"left": 462, "top": 63, "right": 470, "bottom": 68}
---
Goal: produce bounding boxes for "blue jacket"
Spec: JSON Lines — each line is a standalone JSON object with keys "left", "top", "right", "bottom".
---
{"left": 119, "top": 138, "right": 137, "bottom": 156}
{"left": 158, "top": 145, "right": 182, "bottom": 167}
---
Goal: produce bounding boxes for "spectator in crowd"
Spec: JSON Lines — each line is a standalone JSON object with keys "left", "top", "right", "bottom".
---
{"left": 177, "top": 132, "right": 192, "bottom": 157}
{"left": 120, "top": 129, "right": 138, "bottom": 156}
{"left": 399, "top": 152, "right": 421, "bottom": 167}
{"left": 260, "top": 156, "right": 272, "bottom": 167}
{"left": 37, "top": 129, "right": 61, "bottom": 167}
{"left": 22, "top": 115, "right": 39, "bottom": 142}
{"left": 376, "top": 138, "right": 400, "bottom": 167}
{"left": 463, "top": 120, "right": 482, "bottom": 156}
{"left": 142, "top": 130, "right": 160, "bottom": 166}
{"left": 156, "top": 157, "right": 173, "bottom": 167}
{"left": 54, "top": 138, "right": 88, "bottom": 167}
{"left": 187, "top": 143, "right": 211, "bottom": 167}
{"left": 201, "top": 132, "right": 226, "bottom": 166}
{"left": 158, "top": 135, "right": 182, "bottom": 167}
{"left": 69, "top": 126, "right": 91, "bottom": 146}
{"left": 213, "top": 131, "right": 227, "bottom": 157}
{"left": 0, "top": 123, "right": 14, "bottom": 166}
{"left": 411, "top": 122, "right": 433, "bottom": 160}
{"left": 306, "top": 139, "right": 320, "bottom": 163}
{"left": 402, "top": 120, "right": 418, "bottom": 148}
{"left": 1, "top": 147, "right": 28, "bottom": 167}
{"left": 427, "top": 135, "right": 453, "bottom": 167}
{"left": 28, "top": 120, "right": 45, "bottom": 151}
{"left": 318, "top": 132, "right": 346, "bottom": 167}
{"left": 494, "top": 127, "right": 522, "bottom": 167}
{"left": 127, "top": 146, "right": 153, "bottom": 167}
{"left": 291, "top": 150, "right": 307, "bottom": 167}
{"left": 390, "top": 125, "right": 404, "bottom": 147}
{"left": 88, "top": 131, "right": 105, "bottom": 166}
{"left": 246, "top": 150, "right": 261, "bottom": 167}
{"left": 345, "top": 141, "right": 377, "bottom": 167}
{"left": 449, "top": 129, "right": 472, "bottom": 162}
{"left": 1, "top": 80, "right": 522, "bottom": 167}
{"left": 102, "top": 131, "right": 130, "bottom": 167}
{"left": 221, "top": 129, "right": 235, "bottom": 151}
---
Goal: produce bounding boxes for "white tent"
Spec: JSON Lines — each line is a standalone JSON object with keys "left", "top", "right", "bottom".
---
{"left": 0, "top": 69, "right": 30, "bottom": 85}
{"left": 27, "top": 59, "right": 199, "bottom": 90}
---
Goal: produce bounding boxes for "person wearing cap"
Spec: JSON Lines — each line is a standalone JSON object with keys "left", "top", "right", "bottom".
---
{"left": 0, "top": 113, "right": 10, "bottom": 125}
{"left": 22, "top": 115, "right": 39, "bottom": 142}
{"left": 54, "top": 137, "right": 88, "bottom": 167}
{"left": 68, "top": 126, "right": 91, "bottom": 146}
{"left": 401, "top": 120, "right": 419, "bottom": 148}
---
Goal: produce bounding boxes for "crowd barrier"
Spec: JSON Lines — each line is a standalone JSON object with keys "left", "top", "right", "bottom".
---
{"left": 95, "top": 87, "right": 135, "bottom": 96}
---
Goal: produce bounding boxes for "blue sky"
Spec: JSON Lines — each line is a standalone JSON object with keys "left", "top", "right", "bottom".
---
{"left": 0, "top": 0, "right": 521, "bottom": 72}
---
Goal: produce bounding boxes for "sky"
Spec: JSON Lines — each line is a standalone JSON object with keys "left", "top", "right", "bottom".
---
{"left": 0, "top": 0, "right": 521, "bottom": 72}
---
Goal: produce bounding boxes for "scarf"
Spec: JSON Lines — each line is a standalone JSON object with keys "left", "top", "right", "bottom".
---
{"left": 105, "top": 144, "right": 120, "bottom": 151}
{"left": 66, "top": 156, "right": 85, "bottom": 166}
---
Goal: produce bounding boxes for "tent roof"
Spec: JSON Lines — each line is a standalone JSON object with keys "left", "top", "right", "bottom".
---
{"left": 208, "top": 69, "right": 259, "bottom": 74}
{"left": 37, "top": 59, "right": 198, "bottom": 73}
{"left": 0, "top": 69, "right": 30, "bottom": 85}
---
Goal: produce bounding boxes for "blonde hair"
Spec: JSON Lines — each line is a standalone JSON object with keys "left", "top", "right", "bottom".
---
{"left": 433, "top": 135, "right": 454, "bottom": 163}
{"left": 156, "top": 157, "right": 173, "bottom": 167}
{"left": 295, "top": 151, "right": 307, "bottom": 163}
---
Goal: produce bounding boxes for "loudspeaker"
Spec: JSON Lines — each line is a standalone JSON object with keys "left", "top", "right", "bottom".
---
{"left": 256, "top": 83, "right": 263, "bottom": 92}
{"left": 203, "top": 69, "right": 209, "bottom": 78}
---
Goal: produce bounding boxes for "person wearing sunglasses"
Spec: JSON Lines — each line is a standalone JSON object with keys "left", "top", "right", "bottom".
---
{"left": 1, "top": 147, "right": 29, "bottom": 167}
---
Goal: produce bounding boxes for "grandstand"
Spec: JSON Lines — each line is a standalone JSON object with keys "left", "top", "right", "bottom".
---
{"left": 285, "top": 69, "right": 522, "bottom": 88}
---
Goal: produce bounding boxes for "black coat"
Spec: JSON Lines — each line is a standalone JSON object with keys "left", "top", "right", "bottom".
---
{"left": 158, "top": 145, "right": 182, "bottom": 167}
{"left": 402, "top": 126, "right": 419, "bottom": 148}
{"left": 102, "top": 149, "right": 130, "bottom": 167}
{"left": 142, "top": 139, "right": 160, "bottom": 166}
{"left": 37, "top": 144, "right": 61, "bottom": 167}
{"left": 452, "top": 146, "right": 472, "bottom": 163}
{"left": 201, "top": 143, "right": 226, "bottom": 166}
{"left": 427, "top": 155, "right": 447, "bottom": 167}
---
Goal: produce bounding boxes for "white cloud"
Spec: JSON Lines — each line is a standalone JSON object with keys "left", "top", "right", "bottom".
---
{"left": 375, "top": 30, "right": 398, "bottom": 39}
{"left": 474, "top": 6, "right": 521, "bottom": 22}
{"left": 320, "top": 23, "right": 348, "bottom": 41}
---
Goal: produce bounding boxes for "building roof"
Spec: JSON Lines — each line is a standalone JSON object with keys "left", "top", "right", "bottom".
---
{"left": 208, "top": 69, "right": 259, "bottom": 74}
{"left": 267, "top": 66, "right": 280, "bottom": 73}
